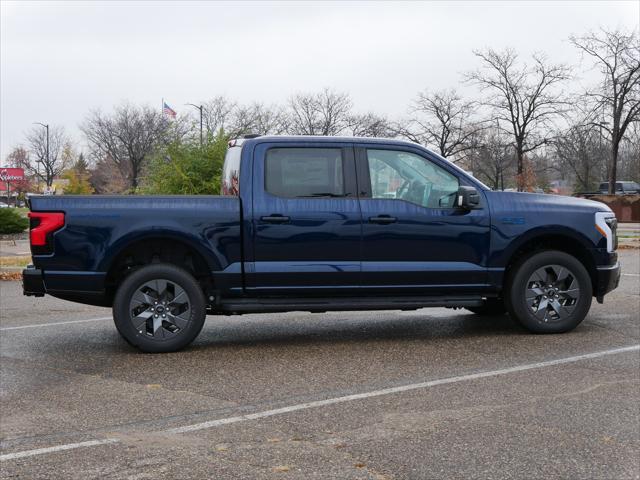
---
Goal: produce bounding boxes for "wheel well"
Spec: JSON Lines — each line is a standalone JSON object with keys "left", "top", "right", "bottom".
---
{"left": 505, "top": 234, "right": 597, "bottom": 294}
{"left": 105, "top": 238, "right": 213, "bottom": 303}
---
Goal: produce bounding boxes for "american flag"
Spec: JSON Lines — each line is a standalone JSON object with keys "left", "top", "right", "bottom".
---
{"left": 163, "top": 102, "right": 177, "bottom": 118}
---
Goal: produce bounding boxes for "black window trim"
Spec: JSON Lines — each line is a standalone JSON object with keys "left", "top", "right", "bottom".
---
{"left": 262, "top": 145, "right": 358, "bottom": 199}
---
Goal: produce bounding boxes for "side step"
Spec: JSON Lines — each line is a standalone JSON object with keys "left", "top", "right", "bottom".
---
{"left": 217, "top": 295, "right": 485, "bottom": 314}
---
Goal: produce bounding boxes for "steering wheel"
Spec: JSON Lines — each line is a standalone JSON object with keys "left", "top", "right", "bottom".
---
{"left": 422, "top": 183, "right": 432, "bottom": 207}
{"left": 396, "top": 179, "right": 410, "bottom": 200}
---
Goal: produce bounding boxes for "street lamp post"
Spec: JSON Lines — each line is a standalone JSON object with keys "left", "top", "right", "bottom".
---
{"left": 186, "top": 103, "right": 203, "bottom": 147}
{"left": 34, "top": 122, "right": 49, "bottom": 191}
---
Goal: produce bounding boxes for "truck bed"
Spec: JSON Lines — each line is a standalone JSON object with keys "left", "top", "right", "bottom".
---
{"left": 28, "top": 195, "right": 242, "bottom": 304}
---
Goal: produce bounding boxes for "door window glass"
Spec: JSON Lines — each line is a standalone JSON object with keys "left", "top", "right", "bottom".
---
{"left": 265, "top": 148, "right": 344, "bottom": 197}
{"left": 367, "top": 149, "right": 459, "bottom": 208}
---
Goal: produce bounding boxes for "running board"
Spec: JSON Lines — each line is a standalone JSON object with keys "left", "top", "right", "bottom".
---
{"left": 217, "top": 295, "right": 484, "bottom": 314}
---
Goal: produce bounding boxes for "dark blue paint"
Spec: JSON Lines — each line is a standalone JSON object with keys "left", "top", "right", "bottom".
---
{"left": 27, "top": 136, "right": 618, "bottom": 308}
{"left": 247, "top": 141, "right": 361, "bottom": 294}
{"left": 29, "top": 195, "right": 242, "bottom": 296}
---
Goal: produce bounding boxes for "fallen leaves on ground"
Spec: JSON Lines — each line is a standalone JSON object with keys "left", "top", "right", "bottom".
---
{"left": 271, "top": 465, "right": 291, "bottom": 473}
{"left": 0, "top": 271, "right": 22, "bottom": 281}
{"left": 0, "top": 256, "right": 31, "bottom": 267}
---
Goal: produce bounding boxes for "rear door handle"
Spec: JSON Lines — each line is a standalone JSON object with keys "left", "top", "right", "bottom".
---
{"left": 260, "top": 215, "right": 290, "bottom": 223}
{"left": 369, "top": 215, "right": 397, "bottom": 224}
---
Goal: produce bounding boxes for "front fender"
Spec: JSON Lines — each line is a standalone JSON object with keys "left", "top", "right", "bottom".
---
{"left": 489, "top": 224, "right": 597, "bottom": 268}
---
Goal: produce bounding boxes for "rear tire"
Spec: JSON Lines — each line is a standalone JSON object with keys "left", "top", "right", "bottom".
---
{"left": 505, "top": 250, "right": 592, "bottom": 333}
{"left": 466, "top": 298, "right": 506, "bottom": 316}
{"left": 113, "top": 263, "right": 206, "bottom": 353}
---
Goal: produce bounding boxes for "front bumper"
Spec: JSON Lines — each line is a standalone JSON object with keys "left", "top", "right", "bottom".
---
{"left": 22, "top": 266, "right": 45, "bottom": 297}
{"left": 594, "top": 262, "right": 621, "bottom": 301}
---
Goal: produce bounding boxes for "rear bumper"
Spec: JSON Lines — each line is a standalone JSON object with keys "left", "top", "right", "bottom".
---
{"left": 22, "top": 267, "right": 106, "bottom": 296}
{"left": 594, "top": 262, "right": 621, "bottom": 300}
{"left": 22, "top": 266, "right": 45, "bottom": 297}
{"left": 22, "top": 268, "right": 110, "bottom": 306}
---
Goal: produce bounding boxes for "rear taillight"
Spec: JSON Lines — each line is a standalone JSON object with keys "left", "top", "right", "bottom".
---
{"left": 28, "top": 212, "right": 65, "bottom": 254}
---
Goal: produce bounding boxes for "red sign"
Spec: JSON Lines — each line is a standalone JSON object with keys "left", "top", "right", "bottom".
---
{"left": 0, "top": 167, "right": 25, "bottom": 183}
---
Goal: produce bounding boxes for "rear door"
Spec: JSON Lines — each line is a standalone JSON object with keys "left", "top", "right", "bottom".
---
{"left": 356, "top": 145, "right": 491, "bottom": 294}
{"left": 247, "top": 141, "right": 362, "bottom": 295}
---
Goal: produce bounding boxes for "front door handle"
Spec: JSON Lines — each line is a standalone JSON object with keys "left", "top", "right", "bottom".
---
{"left": 260, "top": 215, "right": 290, "bottom": 223}
{"left": 369, "top": 215, "right": 397, "bottom": 224}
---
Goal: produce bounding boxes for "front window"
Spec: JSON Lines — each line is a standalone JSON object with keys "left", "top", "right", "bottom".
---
{"left": 265, "top": 148, "right": 345, "bottom": 197}
{"left": 367, "top": 149, "right": 459, "bottom": 208}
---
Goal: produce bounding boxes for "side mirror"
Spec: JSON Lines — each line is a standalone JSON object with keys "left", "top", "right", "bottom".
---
{"left": 457, "top": 186, "right": 480, "bottom": 209}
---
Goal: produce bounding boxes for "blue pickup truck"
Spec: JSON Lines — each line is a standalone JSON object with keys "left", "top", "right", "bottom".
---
{"left": 23, "top": 136, "right": 621, "bottom": 352}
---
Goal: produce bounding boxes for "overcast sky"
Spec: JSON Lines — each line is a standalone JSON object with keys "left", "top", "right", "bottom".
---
{"left": 1, "top": 0, "right": 638, "bottom": 162}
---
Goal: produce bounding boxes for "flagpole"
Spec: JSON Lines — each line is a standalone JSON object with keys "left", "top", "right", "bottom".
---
{"left": 161, "top": 97, "right": 164, "bottom": 116}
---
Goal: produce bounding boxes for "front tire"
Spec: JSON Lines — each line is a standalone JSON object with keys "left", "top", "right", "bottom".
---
{"left": 506, "top": 250, "right": 592, "bottom": 333}
{"left": 113, "top": 263, "right": 206, "bottom": 353}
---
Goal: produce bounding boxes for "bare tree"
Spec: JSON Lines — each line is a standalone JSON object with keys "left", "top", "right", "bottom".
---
{"left": 570, "top": 28, "right": 640, "bottom": 194}
{"left": 202, "top": 96, "right": 236, "bottom": 136}
{"left": 89, "top": 155, "right": 129, "bottom": 194}
{"left": 463, "top": 128, "right": 515, "bottom": 190}
{"left": 5, "top": 146, "right": 30, "bottom": 170}
{"left": 287, "top": 88, "right": 352, "bottom": 135}
{"left": 347, "top": 112, "right": 395, "bottom": 138}
{"left": 466, "top": 49, "right": 571, "bottom": 190}
{"left": 228, "top": 103, "right": 289, "bottom": 137}
{"left": 250, "top": 104, "right": 289, "bottom": 135}
{"left": 401, "top": 89, "right": 483, "bottom": 162}
{"left": 618, "top": 121, "right": 640, "bottom": 183}
{"left": 81, "top": 104, "right": 170, "bottom": 191}
{"left": 553, "top": 122, "right": 606, "bottom": 193}
{"left": 4, "top": 146, "right": 35, "bottom": 197}
{"left": 25, "top": 125, "right": 70, "bottom": 187}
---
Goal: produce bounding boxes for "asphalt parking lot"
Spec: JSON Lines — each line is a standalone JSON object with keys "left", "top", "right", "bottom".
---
{"left": 0, "top": 251, "right": 638, "bottom": 479}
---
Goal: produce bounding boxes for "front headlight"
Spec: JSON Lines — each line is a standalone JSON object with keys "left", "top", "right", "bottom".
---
{"left": 595, "top": 212, "right": 618, "bottom": 252}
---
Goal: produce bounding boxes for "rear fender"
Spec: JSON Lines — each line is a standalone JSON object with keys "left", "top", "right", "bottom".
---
{"left": 98, "top": 229, "right": 222, "bottom": 274}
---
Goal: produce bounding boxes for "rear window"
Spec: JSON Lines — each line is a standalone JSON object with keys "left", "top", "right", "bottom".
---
{"left": 265, "top": 148, "right": 344, "bottom": 197}
{"left": 221, "top": 146, "right": 241, "bottom": 196}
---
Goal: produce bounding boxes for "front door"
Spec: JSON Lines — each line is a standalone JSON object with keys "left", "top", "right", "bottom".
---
{"left": 248, "top": 142, "right": 361, "bottom": 295}
{"left": 357, "top": 145, "right": 491, "bottom": 295}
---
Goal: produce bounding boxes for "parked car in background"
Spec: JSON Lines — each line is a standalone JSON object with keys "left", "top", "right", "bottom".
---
{"left": 599, "top": 181, "right": 640, "bottom": 195}
{"left": 23, "top": 136, "right": 620, "bottom": 352}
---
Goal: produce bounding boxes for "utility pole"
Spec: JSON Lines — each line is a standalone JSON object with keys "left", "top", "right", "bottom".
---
{"left": 34, "top": 122, "right": 49, "bottom": 191}
{"left": 186, "top": 103, "right": 204, "bottom": 147}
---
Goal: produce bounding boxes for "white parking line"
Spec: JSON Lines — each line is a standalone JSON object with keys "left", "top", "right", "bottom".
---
{"left": 0, "top": 439, "right": 119, "bottom": 461}
{"left": 1, "top": 344, "right": 638, "bottom": 461}
{"left": 0, "top": 317, "right": 112, "bottom": 331}
{"left": 622, "top": 273, "right": 639, "bottom": 277}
